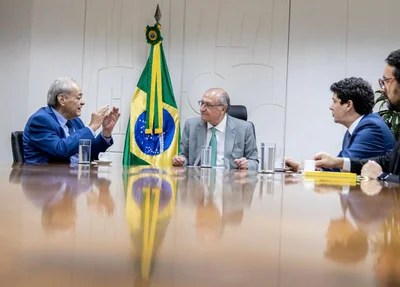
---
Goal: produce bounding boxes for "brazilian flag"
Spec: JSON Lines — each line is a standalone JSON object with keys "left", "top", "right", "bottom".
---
{"left": 123, "top": 24, "right": 180, "bottom": 166}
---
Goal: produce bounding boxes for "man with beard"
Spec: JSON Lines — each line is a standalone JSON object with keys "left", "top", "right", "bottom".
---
{"left": 314, "top": 49, "right": 400, "bottom": 182}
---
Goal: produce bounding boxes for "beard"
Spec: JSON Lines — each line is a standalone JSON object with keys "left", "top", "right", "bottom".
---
{"left": 387, "top": 100, "right": 400, "bottom": 112}
{"left": 387, "top": 86, "right": 400, "bottom": 112}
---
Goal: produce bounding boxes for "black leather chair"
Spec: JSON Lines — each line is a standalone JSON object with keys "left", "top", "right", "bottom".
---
{"left": 11, "top": 131, "right": 24, "bottom": 163}
{"left": 228, "top": 105, "right": 256, "bottom": 138}
{"left": 228, "top": 105, "right": 248, "bottom": 121}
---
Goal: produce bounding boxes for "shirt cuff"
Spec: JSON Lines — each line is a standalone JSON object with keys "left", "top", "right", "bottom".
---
{"left": 342, "top": 158, "right": 351, "bottom": 172}
{"left": 101, "top": 133, "right": 112, "bottom": 144}
{"left": 87, "top": 126, "right": 96, "bottom": 137}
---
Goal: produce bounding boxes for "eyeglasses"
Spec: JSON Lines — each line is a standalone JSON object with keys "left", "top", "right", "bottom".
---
{"left": 378, "top": 77, "right": 395, "bottom": 89}
{"left": 198, "top": 100, "right": 223, "bottom": 109}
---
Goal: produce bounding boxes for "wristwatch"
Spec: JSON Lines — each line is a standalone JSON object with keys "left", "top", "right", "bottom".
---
{"left": 377, "top": 172, "right": 390, "bottom": 181}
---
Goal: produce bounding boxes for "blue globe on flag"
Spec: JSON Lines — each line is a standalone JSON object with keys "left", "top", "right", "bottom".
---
{"left": 134, "top": 109, "right": 176, "bottom": 156}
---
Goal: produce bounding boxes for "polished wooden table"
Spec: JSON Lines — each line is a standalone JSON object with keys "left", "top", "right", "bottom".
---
{"left": 1, "top": 164, "right": 400, "bottom": 287}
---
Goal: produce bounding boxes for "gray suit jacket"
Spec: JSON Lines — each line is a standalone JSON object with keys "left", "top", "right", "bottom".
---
{"left": 179, "top": 115, "right": 259, "bottom": 170}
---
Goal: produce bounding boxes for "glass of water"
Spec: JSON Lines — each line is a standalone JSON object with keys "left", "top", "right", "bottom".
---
{"left": 201, "top": 145, "right": 212, "bottom": 168}
{"left": 260, "top": 142, "right": 276, "bottom": 173}
{"left": 79, "top": 139, "right": 91, "bottom": 164}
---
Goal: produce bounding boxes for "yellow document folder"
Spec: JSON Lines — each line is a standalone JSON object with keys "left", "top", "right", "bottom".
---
{"left": 304, "top": 171, "right": 357, "bottom": 185}
{"left": 304, "top": 171, "right": 356, "bottom": 179}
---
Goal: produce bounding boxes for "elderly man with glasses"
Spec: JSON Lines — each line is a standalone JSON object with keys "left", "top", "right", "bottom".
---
{"left": 314, "top": 49, "right": 400, "bottom": 183}
{"left": 172, "top": 88, "right": 258, "bottom": 170}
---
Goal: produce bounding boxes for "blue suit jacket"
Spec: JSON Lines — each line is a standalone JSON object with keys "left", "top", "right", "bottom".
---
{"left": 337, "top": 113, "right": 395, "bottom": 159}
{"left": 23, "top": 106, "right": 113, "bottom": 163}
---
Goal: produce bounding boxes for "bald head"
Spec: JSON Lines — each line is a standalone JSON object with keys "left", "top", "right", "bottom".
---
{"left": 204, "top": 88, "right": 230, "bottom": 108}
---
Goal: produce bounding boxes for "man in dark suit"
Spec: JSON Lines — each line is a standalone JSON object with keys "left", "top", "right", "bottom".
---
{"left": 314, "top": 49, "right": 400, "bottom": 182}
{"left": 23, "top": 78, "right": 120, "bottom": 163}
{"left": 286, "top": 77, "right": 395, "bottom": 171}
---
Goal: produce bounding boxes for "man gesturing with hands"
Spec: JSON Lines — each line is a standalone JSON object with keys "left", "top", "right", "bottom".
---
{"left": 23, "top": 77, "right": 120, "bottom": 163}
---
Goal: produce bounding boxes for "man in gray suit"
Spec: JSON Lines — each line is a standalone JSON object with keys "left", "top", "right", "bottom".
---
{"left": 172, "top": 88, "right": 258, "bottom": 170}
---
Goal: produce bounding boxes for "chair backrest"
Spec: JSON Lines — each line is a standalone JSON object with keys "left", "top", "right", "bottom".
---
{"left": 11, "top": 131, "right": 24, "bottom": 163}
{"left": 228, "top": 105, "right": 247, "bottom": 121}
{"left": 227, "top": 105, "right": 256, "bottom": 139}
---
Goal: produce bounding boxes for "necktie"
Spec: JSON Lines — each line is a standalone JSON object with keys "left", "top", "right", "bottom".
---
{"left": 342, "top": 131, "right": 351, "bottom": 150}
{"left": 66, "top": 121, "right": 74, "bottom": 137}
{"left": 209, "top": 127, "right": 217, "bottom": 167}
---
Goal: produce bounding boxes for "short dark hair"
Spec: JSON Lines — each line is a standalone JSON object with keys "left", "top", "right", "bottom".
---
{"left": 330, "top": 77, "right": 374, "bottom": 115}
{"left": 386, "top": 49, "right": 400, "bottom": 82}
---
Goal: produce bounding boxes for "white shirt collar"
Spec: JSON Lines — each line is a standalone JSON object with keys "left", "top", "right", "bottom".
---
{"left": 348, "top": 115, "right": 364, "bottom": 135}
{"left": 207, "top": 114, "right": 227, "bottom": 134}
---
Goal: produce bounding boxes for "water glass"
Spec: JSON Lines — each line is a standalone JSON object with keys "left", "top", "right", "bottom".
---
{"left": 79, "top": 139, "right": 91, "bottom": 164}
{"left": 274, "top": 147, "right": 285, "bottom": 171}
{"left": 260, "top": 142, "right": 276, "bottom": 172}
{"left": 201, "top": 145, "right": 212, "bottom": 168}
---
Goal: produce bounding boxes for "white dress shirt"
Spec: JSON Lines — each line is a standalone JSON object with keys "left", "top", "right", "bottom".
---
{"left": 342, "top": 116, "right": 364, "bottom": 171}
{"left": 206, "top": 114, "right": 227, "bottom": 167}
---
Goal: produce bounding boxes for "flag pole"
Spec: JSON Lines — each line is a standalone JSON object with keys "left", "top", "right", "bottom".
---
{"left": 154, "top": 4, "right": 162, "bottom": 24}
{"left": 154, "top": 4, "right": 165, "bottom": 155}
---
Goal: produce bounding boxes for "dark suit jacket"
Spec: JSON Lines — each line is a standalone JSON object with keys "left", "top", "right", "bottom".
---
{"left": 23, "top": 106, "right": 113, "bottom": 163}
{"left": 350, "top": 140, "right": 400, "bottom": 182}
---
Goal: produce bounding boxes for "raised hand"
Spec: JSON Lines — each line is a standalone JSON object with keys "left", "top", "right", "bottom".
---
{"left": 102, "top": 107, "right": 121, "bottom": 137}
{"left": 89, "top": 105, "right": 109, "bottom": 132}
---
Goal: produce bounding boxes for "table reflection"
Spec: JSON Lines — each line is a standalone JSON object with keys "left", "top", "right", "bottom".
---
{"left": 10, "top": 164, "right": 115, "bottom": 234}
{"left": 4, "top": 164, "right": 400, "bottom": 286}
{"left": 177, "top": 168, "right": 257, "bottom": 241}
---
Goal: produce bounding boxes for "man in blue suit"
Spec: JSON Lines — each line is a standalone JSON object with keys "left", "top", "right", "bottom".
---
{"left": 286, "top": 77, "right": 395, "bottom": 171}
{"left": 23, "top": 77, "right": 120, "bottom": 163}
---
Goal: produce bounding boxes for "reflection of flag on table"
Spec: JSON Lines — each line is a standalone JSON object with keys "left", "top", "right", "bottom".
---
{"left": 123, "top": 24, "right": 180, "bottom": 167}
{"left": 125, "top": 168, "right": 176, "bottom": 279}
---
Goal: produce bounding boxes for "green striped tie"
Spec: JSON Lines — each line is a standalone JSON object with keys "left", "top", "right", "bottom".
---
{"left": 209, "top": 127, "right": 217, "bottom": 167}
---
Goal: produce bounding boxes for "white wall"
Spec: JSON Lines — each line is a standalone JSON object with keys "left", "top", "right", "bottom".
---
{"left": 0, "top": 0, "right": 32, "bottom": 164}
{"left": 286, "top": 0, "right": 400, "bottom": 160}
{"left": 1, "top": 0, "right": 400, "bottom": 164}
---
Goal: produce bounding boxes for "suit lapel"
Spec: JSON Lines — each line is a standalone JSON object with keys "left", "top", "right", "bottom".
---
{"left": 45, "top": 106, "right": 68, "bottom": 138}
{"left": 197, "top": 121, "right": 207, "bottom": 147}
{"left": 224, "top": 115, "right": 236, "bottom": 158}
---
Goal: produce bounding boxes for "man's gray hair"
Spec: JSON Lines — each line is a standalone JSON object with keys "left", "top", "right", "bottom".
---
{"left": 47, "top": 77, "right": 76, "bottom": 108}
{"left": 219, "top": 91, "right": 231, "bottom": 108}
